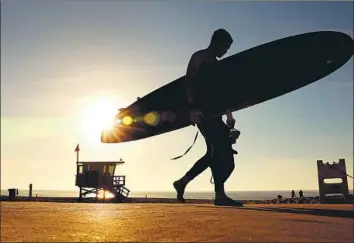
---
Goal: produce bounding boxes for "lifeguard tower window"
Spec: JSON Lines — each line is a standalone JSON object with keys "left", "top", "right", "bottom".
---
{"left": 103, "top": 165, "right": 115, "bottom": 175}
{"left": 79, "top": 165, "right": 83, "bottom": 174}
{"left": 324, "top": 178, "right": 343, "bottom": 184}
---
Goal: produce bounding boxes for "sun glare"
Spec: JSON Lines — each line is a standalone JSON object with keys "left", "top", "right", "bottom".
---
{"left": 80, "top": 98, "right": 119, "bottom": 143}
{"left": 98, "top": 190, "right": 115, "bottom": 199}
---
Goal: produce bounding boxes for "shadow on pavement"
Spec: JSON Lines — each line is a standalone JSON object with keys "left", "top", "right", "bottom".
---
{"left": 187, "top": 204, "right": 354, "bottom": 219}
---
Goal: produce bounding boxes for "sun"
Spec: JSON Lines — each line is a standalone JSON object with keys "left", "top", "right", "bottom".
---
{"left": 80, "top": 98, "right": 119, "bottom": 143}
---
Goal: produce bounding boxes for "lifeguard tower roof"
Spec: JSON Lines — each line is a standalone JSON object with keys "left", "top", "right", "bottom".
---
{"left": 79, "top": 161, "right": 124, "bottom": 164}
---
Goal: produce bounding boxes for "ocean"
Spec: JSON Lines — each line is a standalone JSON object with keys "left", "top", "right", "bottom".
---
{"left": 1, "top": 189, "right": 320, "bottom": 200}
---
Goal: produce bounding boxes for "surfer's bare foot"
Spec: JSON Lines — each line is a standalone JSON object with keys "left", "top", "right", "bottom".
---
{"left": 214, "top": 194, "right": 243, "bottom": 207}
{"left": 173, "top": 180, "right": 186, "bottom": 203}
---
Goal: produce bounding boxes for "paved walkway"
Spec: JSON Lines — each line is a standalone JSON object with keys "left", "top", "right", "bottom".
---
{"left": 1, "top": 202, "right": 353, "bottom": 242}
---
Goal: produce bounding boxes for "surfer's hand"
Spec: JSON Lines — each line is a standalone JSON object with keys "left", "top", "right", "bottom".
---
{"left": 190, "top": 109, "right": 203, "bottom": 125}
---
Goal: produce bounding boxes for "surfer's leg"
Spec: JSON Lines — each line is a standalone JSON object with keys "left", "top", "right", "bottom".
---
{"left": 185, "top": 141, "right": 212, "bottom": 179}
{"left": 209, "top": 149, "right": 228, "bottom": 195}
{"left": 210, "top": 143, "right": 243, "bottom": 207}
{"left": 173, "top": 141, "right": 212, "bottom": 202}
{"left": 219, "top": 150, "right": 235, "bottom": 183}
{"left": 173, "top": 124, "right": 213, "bottom": 202}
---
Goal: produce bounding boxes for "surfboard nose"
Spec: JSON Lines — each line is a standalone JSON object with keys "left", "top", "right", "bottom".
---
{"left": 100, "top": 119, "right": 135, "bottom": 143}
{"left": 101, "top": 128, "right": 122, "bottom": 143}
{"left": 322, "top": 31, "right": 354, "bottom": 64}
{"left": 101, "top": 129, "right": 117, "bottom": 143}
{"left": 101, "top": 125, "right": 135, "bottom": 143}
{"left": 101, "top": 109, "right": 180, "bottom": 143}
{"left": 100, "top": 115, "right": 147, "bottom": 143}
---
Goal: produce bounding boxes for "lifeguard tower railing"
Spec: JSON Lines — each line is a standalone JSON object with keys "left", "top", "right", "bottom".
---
{"left": 75, "top": 159, "right": 130, "bottom": 201}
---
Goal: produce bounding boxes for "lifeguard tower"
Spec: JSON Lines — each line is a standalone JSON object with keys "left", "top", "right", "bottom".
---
{"left": 74, "top": 144, "right": 130, "bottom": 202}
{"left": 317, "top": 159, "right": 349, "bottom": 203}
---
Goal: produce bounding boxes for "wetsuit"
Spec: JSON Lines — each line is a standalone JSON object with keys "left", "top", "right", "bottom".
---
{"left": 184, "top": 49, "right": 235, "bottom": 196}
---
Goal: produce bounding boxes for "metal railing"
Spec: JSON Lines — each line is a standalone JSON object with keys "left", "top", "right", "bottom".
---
{"left": 113, "top": 175, "right": 126, "bottom": 186}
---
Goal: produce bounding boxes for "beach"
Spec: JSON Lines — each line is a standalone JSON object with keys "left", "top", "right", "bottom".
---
{"left": 0, "top": 189, "right": 333, "bottom": 202}
{"left": 0, "top": 196, "right": 330, "bottom": 204}
{"left": 1, "top": 201, "right": 353, "bottom": 242}
{"left": 2, "top": 192, "right": 353, "bottom": 204}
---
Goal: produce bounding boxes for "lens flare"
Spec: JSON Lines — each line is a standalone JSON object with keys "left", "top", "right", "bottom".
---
{"left": 122, "top": 116, "right": 133, "bottom": 126}
{"left": 144, "top": 112, "right": 160, "bottom": 126}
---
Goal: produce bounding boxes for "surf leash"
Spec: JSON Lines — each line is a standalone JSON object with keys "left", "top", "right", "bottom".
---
{"left": 171, "top": 131, "right": 199, "bottom": 160}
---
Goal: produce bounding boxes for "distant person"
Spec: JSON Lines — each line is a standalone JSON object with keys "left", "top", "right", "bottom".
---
{"left": 291, "top": 190, "right": 296, "bottom": 203}
{"left": 173, "top": 29, "right": 243, "bottom": 207}
{"left": 299, "top": 189, "right": 303, "bottom": 198}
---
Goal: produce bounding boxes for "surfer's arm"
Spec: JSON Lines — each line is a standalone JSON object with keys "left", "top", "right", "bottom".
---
{"left": 185, "top": 55, "right": 200, "bottom": 107}
{"left": 185, "top": 77, "right": 195, "bottom": 106}
{"left": 186, "top": 53, "right": 216, "bottom": 107}
{"left": 226, "top": 110, "right": 236, "bottom": 128}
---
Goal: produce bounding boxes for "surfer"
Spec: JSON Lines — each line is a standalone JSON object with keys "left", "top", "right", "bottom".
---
{"left": 173, "top": 29, "right": 243, "bottom": 206}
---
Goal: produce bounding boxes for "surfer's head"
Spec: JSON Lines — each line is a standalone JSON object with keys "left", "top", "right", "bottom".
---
{"left": 210, "top": 29, "right": 233, "bottom": 58}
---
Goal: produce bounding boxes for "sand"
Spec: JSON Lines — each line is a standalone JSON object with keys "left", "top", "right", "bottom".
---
{"left": 1, "top": 202, "right": 353, "bottom": 242}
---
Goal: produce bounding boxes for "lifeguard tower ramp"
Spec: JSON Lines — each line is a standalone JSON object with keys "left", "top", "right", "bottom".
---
{"left": 75, "top": 158, "right": 130, "bottom": 202}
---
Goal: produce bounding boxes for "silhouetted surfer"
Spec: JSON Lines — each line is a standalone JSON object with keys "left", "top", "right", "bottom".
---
{"left": 173, "top": 29, "right": 243, "bottom": 206}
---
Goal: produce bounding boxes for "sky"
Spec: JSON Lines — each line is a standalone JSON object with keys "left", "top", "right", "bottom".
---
{"left": 1, "top": 0, "right": 353, "bottom": 193}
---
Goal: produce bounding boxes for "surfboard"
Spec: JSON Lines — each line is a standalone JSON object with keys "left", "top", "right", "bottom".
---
{"left": 101, "top": 31, "right": 354, "bottom": 144}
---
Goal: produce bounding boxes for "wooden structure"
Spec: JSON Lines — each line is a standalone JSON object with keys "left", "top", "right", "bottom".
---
{"left": 317, "top": 159, "right": 349, "bottom": 203}
{"left": 74, "top": 144, "right": 130, "bottom": 202}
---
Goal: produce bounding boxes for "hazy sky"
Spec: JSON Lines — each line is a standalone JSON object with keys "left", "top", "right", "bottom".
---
{"left": 1, "top": 1, "right": 353, "bottom": 193}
